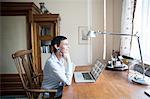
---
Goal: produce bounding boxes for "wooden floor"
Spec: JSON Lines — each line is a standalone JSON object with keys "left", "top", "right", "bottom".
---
{"left": 62, "top": 66, "right": 150, "bottom": 99}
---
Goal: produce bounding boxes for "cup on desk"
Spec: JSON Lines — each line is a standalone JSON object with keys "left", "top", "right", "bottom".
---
{"left": 114, "top": 61, "right": 122, "bottom": 68}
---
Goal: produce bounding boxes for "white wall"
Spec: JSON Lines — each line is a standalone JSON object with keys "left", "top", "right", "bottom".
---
{"left": 1, "top": 0, "right": 122, "bottom": 71}
{"left": 35, "top": 0, "right": 122, "bottom": 65}
{"left": 0, "top": 16, "right": 27, "bottom": 73}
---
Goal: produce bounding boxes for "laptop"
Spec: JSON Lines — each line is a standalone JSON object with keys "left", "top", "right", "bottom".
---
{"left": 74, "top": 59, "right": 105, "bottom": 83}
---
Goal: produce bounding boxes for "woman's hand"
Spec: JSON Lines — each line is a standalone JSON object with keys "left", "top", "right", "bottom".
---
{"left": 63, "top": 52, "right": 71, "bottom": 63}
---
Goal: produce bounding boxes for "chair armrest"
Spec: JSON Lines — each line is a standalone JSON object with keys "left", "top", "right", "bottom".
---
{"left": 26, "top": 88, "right": 57, "bottom": 99}
{"left": 26, "top": 89, "right": 57, "bottom": 93}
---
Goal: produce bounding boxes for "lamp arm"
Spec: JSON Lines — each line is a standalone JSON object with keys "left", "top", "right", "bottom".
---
{"left": 137, "top": 36, "right": 144, "bottom": 65}
{"left": 98, "top": 32, "right": 137, "bottom": 37}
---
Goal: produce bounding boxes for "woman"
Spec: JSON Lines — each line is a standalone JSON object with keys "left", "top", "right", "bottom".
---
{"left": 41, "top": 36, "right": 75, "bottom": 98}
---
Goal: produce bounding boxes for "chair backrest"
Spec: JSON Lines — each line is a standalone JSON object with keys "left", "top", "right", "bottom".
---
{"left": 12, "top": 50, "right": 36, "bottom": 89}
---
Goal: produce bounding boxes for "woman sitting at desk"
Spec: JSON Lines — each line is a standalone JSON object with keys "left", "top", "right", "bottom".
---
{"left": 41, "top": 36, "right": 75, "bottom": 98}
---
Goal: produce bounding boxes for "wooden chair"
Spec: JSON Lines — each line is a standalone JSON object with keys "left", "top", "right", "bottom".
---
{"left": 12, "top": 49, "right": 57, "bottom": 99}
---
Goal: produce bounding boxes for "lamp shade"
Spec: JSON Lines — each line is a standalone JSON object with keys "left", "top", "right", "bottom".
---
{"left": 87, "top": 30, "right": 96, "bottom": 37}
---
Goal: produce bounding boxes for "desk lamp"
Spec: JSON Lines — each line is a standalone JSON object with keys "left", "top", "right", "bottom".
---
{"left": 87, "top": 30, "right": 150, "bottom": 85}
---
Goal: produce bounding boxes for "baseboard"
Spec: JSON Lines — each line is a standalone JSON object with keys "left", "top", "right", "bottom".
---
{"left": 0, "top": 74, "right": 26, "bottom": 96}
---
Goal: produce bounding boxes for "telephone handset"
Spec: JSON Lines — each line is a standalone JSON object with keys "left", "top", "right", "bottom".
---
{"left": 57, "top": 48, "right": 64, "bottom": 57}
{"left": 57, "top": 47, "right": 63, "bottom": 52}
{"left": 57, "top": 48, "right": 61, "bottom": 52}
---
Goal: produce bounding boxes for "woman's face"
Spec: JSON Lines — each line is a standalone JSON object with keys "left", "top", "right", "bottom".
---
{"left": 59, "top": 39, "right": 69, "bottom": 54}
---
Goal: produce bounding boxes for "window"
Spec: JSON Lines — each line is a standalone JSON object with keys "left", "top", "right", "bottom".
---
{"left": 130, "top": 0, "right": 150, "bottom": 65}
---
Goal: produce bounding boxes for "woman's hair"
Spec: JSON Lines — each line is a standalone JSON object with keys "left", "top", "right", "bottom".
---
{"left": 50, "top": 36, "right": 67, "bottom": 53}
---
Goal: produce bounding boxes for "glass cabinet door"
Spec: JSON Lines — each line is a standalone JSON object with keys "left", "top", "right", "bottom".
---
{"left": 39, "top": 23, "right": 54, "bottom": 38}
{"left": 38, "top": 23, "right": 54, "bottom": 53}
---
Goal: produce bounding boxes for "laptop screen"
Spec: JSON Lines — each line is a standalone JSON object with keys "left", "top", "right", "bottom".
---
{"left": 90, "top": 60, "right": 105, "bottom": 80}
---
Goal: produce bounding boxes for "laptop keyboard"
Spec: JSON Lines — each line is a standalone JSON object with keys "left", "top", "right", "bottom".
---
{"left": 82, "top": 73, "right": 92, "bottom": 80}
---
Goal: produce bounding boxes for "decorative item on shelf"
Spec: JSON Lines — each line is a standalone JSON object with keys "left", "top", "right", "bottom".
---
{"left": 39, "top": 2, "right": 49, "bottom": 14}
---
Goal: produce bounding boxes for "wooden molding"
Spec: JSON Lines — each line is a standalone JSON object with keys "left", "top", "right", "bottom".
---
{"left": 0, "top": 2, "right": 41, "bottom": 16}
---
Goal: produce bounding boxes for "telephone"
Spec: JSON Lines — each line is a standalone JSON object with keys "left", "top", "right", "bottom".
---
{"left": 57, "top": 48, "right": 61, "bottom": 52}
{"left": 57, "top": 48, "right": 64, "bottom": 57}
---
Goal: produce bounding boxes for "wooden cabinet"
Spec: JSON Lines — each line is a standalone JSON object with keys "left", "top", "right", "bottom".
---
{"left": 32, "top": 14, "right": 60, "bottom": 73}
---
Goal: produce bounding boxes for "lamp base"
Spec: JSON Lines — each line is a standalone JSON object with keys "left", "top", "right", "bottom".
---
{"left": 106, "top": 62, "right": 128, "bottom": 71}
{"left": 128, "top": 70, "right": 150, "bottom": 85}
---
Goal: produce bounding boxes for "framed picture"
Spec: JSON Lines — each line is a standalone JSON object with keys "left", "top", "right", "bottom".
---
{"left": 78, "top": 26, "right": 88, "bottom": 44}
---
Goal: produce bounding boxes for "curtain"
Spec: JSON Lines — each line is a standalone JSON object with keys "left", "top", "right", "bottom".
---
{"left": 120, "top": 0, "right": 135, "bottom": 56}
{"left": 130, "top": 0, "right": 150, "bottom": 65}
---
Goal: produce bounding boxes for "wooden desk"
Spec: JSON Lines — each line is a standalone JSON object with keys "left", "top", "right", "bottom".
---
{"left": 62, "top": 66, "right": 150, "bottom": 99}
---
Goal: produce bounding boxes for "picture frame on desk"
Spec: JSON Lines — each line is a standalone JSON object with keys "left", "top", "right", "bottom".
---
{"left": 78, "top": 26, "right": 88, "bottom": 44}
